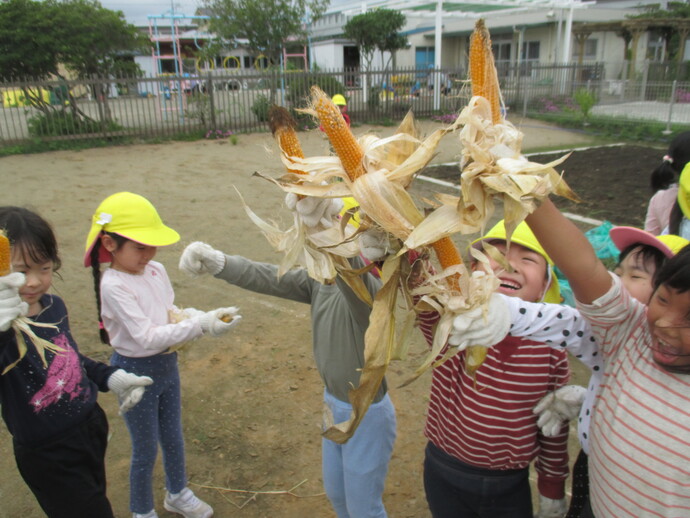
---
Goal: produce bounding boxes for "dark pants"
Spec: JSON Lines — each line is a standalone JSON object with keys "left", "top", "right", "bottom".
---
{"left": 566, "top": 449, "right": 590, "bottom": 518}
{"left": 13, "top": 404, "right": 114, "bottom": 518}
{"left": 423, "top": 441, "right": 532, "bottom": 518}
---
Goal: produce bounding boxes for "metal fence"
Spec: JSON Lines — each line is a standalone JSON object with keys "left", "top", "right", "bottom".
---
{"left": 2, "top": 62, "right": 690, "bottom": 148}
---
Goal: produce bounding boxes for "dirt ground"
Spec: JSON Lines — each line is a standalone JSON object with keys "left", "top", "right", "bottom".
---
{"left": 0, "top": 118, "right": 663, "bottom": 518}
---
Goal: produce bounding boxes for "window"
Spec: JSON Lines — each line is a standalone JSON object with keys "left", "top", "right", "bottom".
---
{"left": 573, "top": 39, "right": 598, "bottom": 61}
{"left": 521, "top": 41, "right": 541, "bottom": 62}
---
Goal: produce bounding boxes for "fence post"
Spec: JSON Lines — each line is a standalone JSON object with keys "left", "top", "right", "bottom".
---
{"left": 664, "top": 79, "right": 676, "bottom": 135}
{"left": 520, "top": 64, "right": 528, "bottom": 117}
{"left": 207, "top": 71, "right": 217, "bottom": 131}
{"left": 640, "top": 60, "right": 649, "bottom": 102}
{"left": 621, "top": 61, "right": 628, "bottom": 102}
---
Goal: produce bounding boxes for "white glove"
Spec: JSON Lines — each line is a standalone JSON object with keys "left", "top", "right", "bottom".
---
{"left": 285, "top": 193, "right": 343, "bottom": 228}
{"left": 534, "top": 494, "right": 567, "bottom": 518}
{"left": 199, "top": 307, "right": 242, "bottom": 336}
{"left": 0, "top": 272, "right": 28, "bottom": 332}
{"left": 107, "top": 369, "right": 154, "bottom": 415}
{"left": 179, "top": 242, "right": 225, "bottom": 277}
{"left": 534, "top": 385, "right": 587, "bottom": 437}
{"left": 358, "top": 228, "right": 390, "bottom": 261}
{"left": 447, "top": 293, "right": 511, "bottom": 351}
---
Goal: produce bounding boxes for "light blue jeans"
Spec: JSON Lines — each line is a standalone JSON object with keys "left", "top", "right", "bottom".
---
{"left": 322, "top": 390, "right": 396, "bottom": 518}
{"left": 112, "top": 352, "right": 187, "bottom": 514}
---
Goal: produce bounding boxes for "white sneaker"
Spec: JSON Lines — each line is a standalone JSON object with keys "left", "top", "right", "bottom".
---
{"left": 133, "top": 511, "right": 158, "bottom": 518}
{"left": 164, "top": 487, "right": 213, "bottom": 518}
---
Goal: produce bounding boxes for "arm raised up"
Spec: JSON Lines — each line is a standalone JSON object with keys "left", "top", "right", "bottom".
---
{"left": 526, "top": 198, "right": 612, "bottom": 304}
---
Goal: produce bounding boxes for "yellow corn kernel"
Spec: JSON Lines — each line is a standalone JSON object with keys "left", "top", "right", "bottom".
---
{"left": 0, "top": 230, "right": 10, "bottom": 276}
{"left": 268, "top": 105, "right": 305, "bottom": 161}
{"left": 470, "top": 19, "right": 503, "bottom": 124}
{"left": 431, "top": 236, "right": 462, "bottom": 291}
{"left": 310, "top": 86, "right": 366, "bottom": 180}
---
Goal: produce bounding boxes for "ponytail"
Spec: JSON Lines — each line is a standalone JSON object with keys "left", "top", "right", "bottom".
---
{"left": 650, "top": 160, "right": 677, "bottom": 192}
{"left": 90, "top": 241, "right": 110, "bottom": 345}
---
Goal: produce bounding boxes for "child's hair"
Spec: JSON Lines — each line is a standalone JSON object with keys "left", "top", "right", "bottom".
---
{"left": 617, "top": 244, "right": 667, "bottom": 284}
{"left": 0, "top": 206, "right": 61, "bottom": 272}
{"left": 651, "top": 131, "right": 690, "bottom": 192}
{"left": 89, "top": 232, "right": 128, "bottom": 345}
{"left": 654, "top": 244, "right": 690, "bottom": 293}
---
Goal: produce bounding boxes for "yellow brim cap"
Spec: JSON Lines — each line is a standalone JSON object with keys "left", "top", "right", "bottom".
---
{"left": 678, "top": 162, "right": 690, "bottom": 219}
{"left": 84, "top": 192, "right": 179, "bottom": 267}
{"left": 471, "top": 220, "right": 561, "bottom": 303}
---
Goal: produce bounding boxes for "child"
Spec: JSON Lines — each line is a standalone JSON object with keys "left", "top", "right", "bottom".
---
{"left": 177, "top": 200, "right": 396, "bottom": 518}
{"left": 418, "top": 220, "right": 571, "bottom": 518}
{"left": 84, "top": 192, "right": 241, "bottom": 518}
{"left": 532, "top": 227, "right": 688, "bottom": 517}
{"left": 645, "top": 131, "right": 690, "bottom": 236}
{"left": 0, "top": 206, "right": 153, "bottom": 518}
{"left": 332, "top": 94, "right": 350, "bottom": 127}
{"left": 457, "top": 199, "right": 690, "bottom": 517}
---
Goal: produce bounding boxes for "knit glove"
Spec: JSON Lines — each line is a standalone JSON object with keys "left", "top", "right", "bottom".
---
{"left": 199, "top": 307, "right": 242, "bottom": 336}
{"left": 107, "top": 369, "right": 154, "bottom": 415}
{"left": 358, "top": 228, "right": 391, "bottom": 262}
{"left": 534, "top": 494, "right": 567, "bottom": 518}
{"left": 448, "top": 293, "right": 511, "bottom": 351}
{"left": 534, "top": 385, "right": 587, "bottom": 437}
{"left": 0, "top": 273, "right": 28, "bottom": 332}
{"left": 285, "top": 193, "right": 343, "bottom": 228}
{"left": 178, "top": 242, "right": 225, "bottom": 277}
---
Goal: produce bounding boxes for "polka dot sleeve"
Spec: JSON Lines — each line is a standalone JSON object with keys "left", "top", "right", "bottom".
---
{"left": 503, "top": 295, "right": 602, "bottom": 371}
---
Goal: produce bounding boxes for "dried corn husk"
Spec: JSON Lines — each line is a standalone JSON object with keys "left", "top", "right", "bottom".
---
{"left": 450, "top": 95, "right": 579, "bottom": 237}
{"left": 0, "top": 230, "right": 64, "bottom": 374}
{"left": 322, "top": 253, "right": 405, "bottom": 443}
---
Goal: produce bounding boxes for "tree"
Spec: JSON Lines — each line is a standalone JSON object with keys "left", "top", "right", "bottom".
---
{"left": 51, "top": 0, "right": 148, "bottom": 80}
{"left": 0, "top": 0, "right": 147, "bottom": 124}
{"left": 51, "top": 0, "right": 149, "bottom": 121}
{"left": 343, "top": 9, "right": 407, "bottom": 71}
{"left": 0, "top": 0, "right": 62, "bottom": 80}
{"left": 204, "top": 0, "right": 328, "bottom": 67}
{"left": 344, "top": 9, "right": 407, "bottom": 106}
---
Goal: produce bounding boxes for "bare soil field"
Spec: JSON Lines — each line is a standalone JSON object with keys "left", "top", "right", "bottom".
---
{"left": 0, "top": 118, "right": 653, "bottom": 518}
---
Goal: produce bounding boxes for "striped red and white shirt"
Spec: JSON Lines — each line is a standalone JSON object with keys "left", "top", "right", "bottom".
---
{"left": 417, "top": 310, "right": 571, "bottom": 499}
{"left": 576, "top": 274, "right": 690, "bottom": 517}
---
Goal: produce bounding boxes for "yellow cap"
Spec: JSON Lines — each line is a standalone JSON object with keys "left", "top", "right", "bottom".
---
{"left": 678, "top": 162, "right": 690, "bottom": 219}
{"left": 657, "top": 234, "right": 689, "bottom": 255}
{"left": 610, "top": 226, "right": 688, "bottom": 258}
{"left": 340, "top": 196, "right": 360, "bottom": 227}
{"left": 84, "top": 192, "right": 179, "bottom": 266}
{"left": 471, "top": 220, "right": 561, "bottom": 303}
{"left": 332, "top": 94, "right": 347, "bottom": 106}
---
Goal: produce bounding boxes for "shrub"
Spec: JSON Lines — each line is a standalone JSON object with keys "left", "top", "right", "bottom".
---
{"left": 27, "top": 111, "right": 122, "bottom": 138}
{"left": 251, "top": 94, "right": 270, "bottom": 121}
{"left": 573, "top": 88, "right": 597, "bottom": 120}
{"left": 285, "top": 74, "right": 346, "bottom": 109}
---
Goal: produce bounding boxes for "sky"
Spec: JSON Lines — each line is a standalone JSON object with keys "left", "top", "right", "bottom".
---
{"left": 99, "top": 0, "right": 204, "bottom": 26}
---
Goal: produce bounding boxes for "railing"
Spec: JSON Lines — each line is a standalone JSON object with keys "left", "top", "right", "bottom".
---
{"left": 2, "top": 62, "right": 690, "bottom": 148}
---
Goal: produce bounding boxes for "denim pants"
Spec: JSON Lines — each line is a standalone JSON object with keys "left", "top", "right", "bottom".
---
{"left": 112, "top": 352, "right": 186, "bottom": 514}
{"left": 424, "top": 441, "right": 532, "bottom": 518}
{"left": 322, "top": 390, "right": 396, "bottom": 518}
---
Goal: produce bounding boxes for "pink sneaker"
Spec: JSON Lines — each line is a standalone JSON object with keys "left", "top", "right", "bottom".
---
{"left": 163, "top": 487, "right": 213, "bottom": 518}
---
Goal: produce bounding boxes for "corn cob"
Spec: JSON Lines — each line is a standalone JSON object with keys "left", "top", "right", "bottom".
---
{"left": 310, "top": 86, "right": 463, "bottom": 289}
{"left": 470, "top": 19, "right": 502, "bottom": 124}
{"left": 0, "top": 230, "right": 10, "bottom": 276}
{"left": 269, "top": 105, "right": 305, "bottom": 162}
{"left": 432, "top": 236, "right": 462, "bottom": 291}
{"left": 311, "top": 86, "right": 367, "bottom": 180}
{"left": 466, "top": 19, "right": 507, "bottom": 371}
